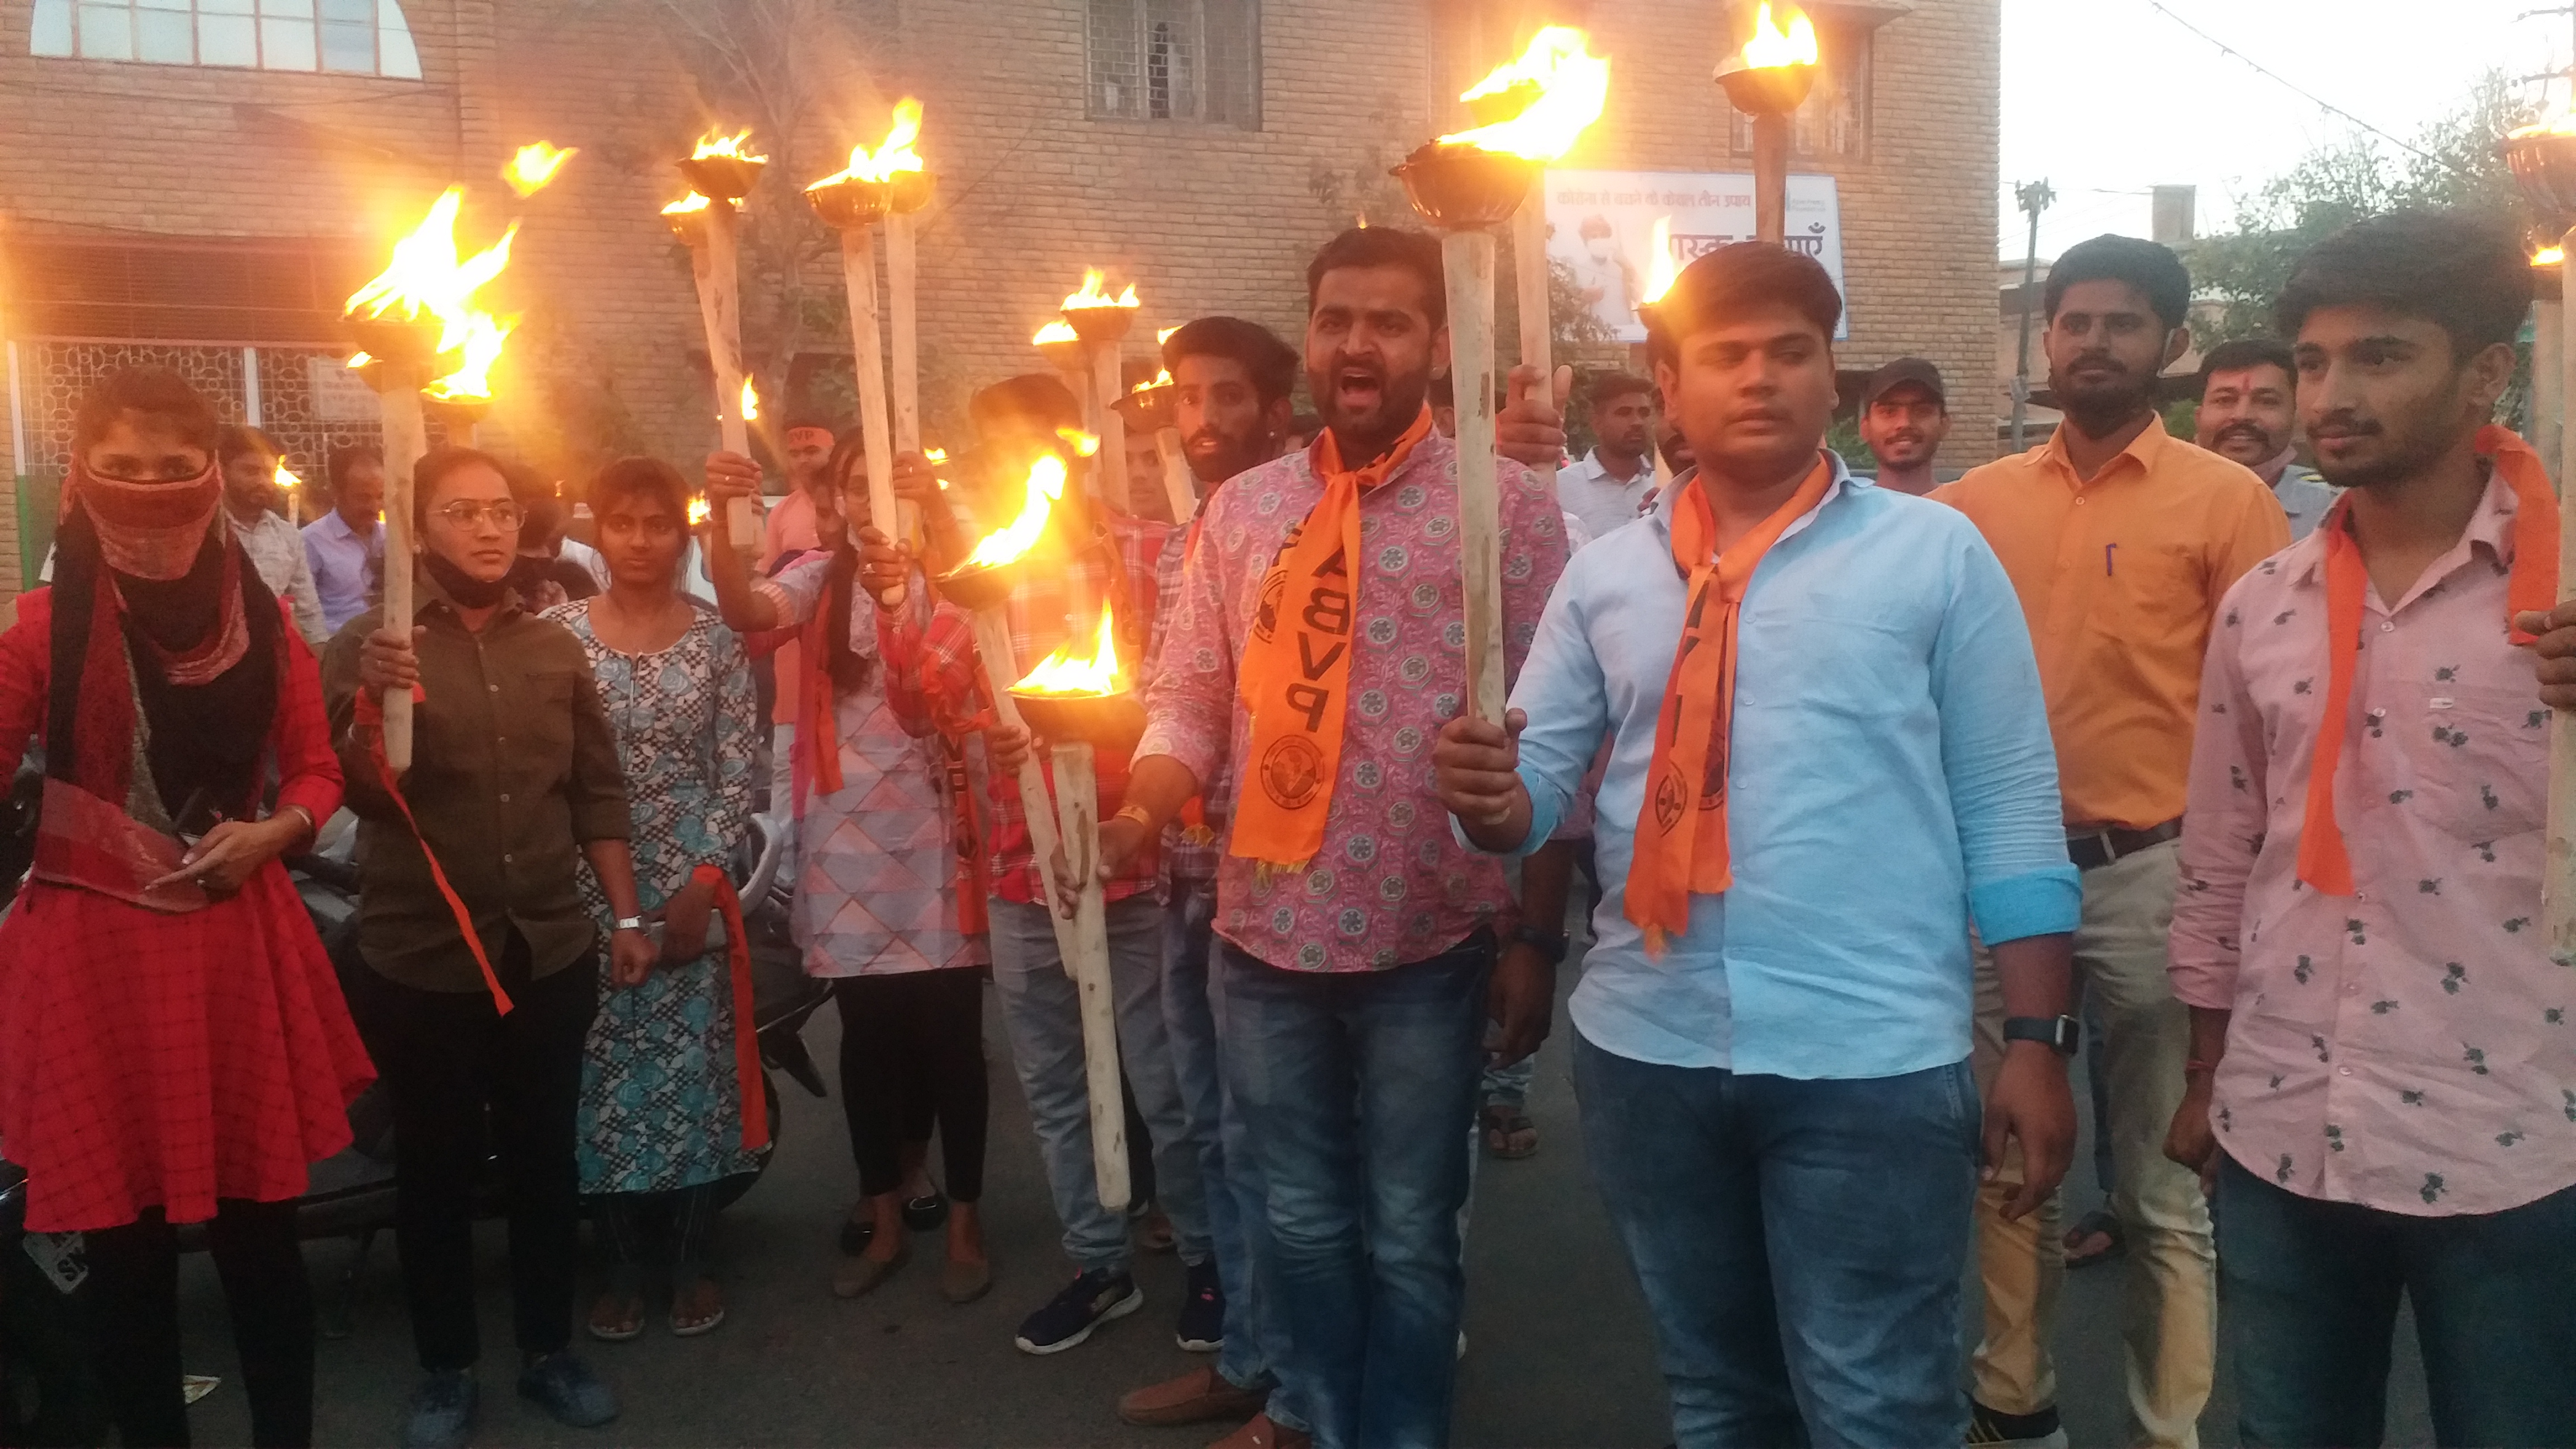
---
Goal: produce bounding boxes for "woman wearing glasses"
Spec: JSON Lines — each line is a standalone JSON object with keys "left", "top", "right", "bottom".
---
{"left": 322, "top": 447, "right": 656, "bottom": 1449}
{"left": 538, "top": 458, "right": 760, "bottom": 1343}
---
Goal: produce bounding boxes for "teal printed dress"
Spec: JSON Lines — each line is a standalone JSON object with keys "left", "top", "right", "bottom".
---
{"left": 547, "top": 602, "right": 762, "bottom": 1195}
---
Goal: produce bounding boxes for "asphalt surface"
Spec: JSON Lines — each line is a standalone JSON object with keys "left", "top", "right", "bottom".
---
{"left": 165, "top": 952, "right": 2435, "bottom": 1447}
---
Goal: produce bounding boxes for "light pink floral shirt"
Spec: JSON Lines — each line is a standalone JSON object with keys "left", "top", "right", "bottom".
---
{"left": 1138, "top": 429, "right": 1569, "bottom": 972}
{"left": 2171, "top": 472, "right": 2576, "bottom": 1216}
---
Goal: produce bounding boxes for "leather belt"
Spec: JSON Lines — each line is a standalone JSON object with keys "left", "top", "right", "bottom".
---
{"left": 2066, "top": 818, "right": 2182, "bottom": 872}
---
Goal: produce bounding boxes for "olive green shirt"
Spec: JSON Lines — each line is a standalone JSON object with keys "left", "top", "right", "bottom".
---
{"left": 321, "top": 570, "right": 631, "bottom": 994}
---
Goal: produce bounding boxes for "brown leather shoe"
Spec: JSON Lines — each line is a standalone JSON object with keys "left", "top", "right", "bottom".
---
{"left": 1207, "top": 1412, "right": 1309, "bottom": 1449}
{"left": 1116, "top": 1365, "right": 1269, "bottom": 1428}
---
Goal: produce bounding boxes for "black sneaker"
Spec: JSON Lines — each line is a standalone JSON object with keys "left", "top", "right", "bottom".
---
{"left": 516, "top": 1349, "right": 618, "bottom": 1429}
{"left": 1176, "top": 1257, "right": 1225, "bottom": 1352}
{"left": 1012, "top": 1268, "right": 1143, "bottom": 1356}
{"left": 1966, "top": 1400, "right": 2063, "bottom": 1447}
{"left": 399, "top": 1368, "right": 476, "bottom": 1449}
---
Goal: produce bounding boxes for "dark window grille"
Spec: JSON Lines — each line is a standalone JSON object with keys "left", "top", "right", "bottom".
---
{"left": 1087, "top": 0, "right": 1260, "bottom": 129}
{"left": 6, "top": 235, "right": 370, "bottom": 345}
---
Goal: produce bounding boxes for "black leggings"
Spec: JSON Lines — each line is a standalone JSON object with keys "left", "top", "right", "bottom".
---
{"left": 87, "top": 1199, "right": 312, "bottom": 1448}
{"left": 595, "top": 1182, "right": 721, "bottom": 1290}
{"left": 835, "top": 970, "right": 988, "bottom": 1201}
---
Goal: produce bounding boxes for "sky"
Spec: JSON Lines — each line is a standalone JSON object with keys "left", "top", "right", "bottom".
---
{"left": 1999, "top": 0, "right": 2567, "bottom": 261}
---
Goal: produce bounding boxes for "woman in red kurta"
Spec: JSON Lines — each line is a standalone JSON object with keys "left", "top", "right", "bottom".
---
{"left": 0, "top": 367, "right": 372, "bottom": 1448}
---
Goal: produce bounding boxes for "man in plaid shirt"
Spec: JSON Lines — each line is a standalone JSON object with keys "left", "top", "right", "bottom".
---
{"left": 866, "top": 376, "right": 1220, "bottom": 1360}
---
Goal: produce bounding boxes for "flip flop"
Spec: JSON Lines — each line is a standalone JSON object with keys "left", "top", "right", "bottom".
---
{"left": 2064, "top": 1208, "right": 2125, "bottom": 1270}
{"left": 587, "top": 1291, "right": 646, "bottom": 1342}
{"left": 669, "top": 1281, "right": 727, "bottom": 1338}
{"left": 1481, "top": 1105, "right": 1539, "bottom": 1159}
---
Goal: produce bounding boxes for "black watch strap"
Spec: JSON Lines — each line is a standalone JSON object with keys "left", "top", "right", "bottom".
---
{"left": 1508, "top": 924, "right": 1569, "bottom": 966}
{"left": 2002, "top": 1014, "right": 2081, "bottom": 1056}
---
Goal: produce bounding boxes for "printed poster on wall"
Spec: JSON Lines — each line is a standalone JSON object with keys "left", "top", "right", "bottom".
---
{"left": 1543, "top": 169, "right": 1848, "bottom": 342}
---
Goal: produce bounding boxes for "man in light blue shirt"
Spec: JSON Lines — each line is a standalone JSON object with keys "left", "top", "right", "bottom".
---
{"left": 302, "top": 442, "right": 386, "bottom": 636}
{"left": 1434, "top": 243, "right": 2081, "bottom": 1449}
{"left": 2195, "top": 335, "right": 2335, "bottom": 539}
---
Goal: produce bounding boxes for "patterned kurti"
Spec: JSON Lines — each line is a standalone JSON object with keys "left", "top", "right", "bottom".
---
{"left": 1137, "top": 430, "right": 1569, "bottom": 973}
{"left": 2170, "top": 472, "right": 2576, "bottom": 1216}
{"left": 546, "top": 603, "right": 763, "bottom": 1195}
{"left": 757, "top": 558, "right": 974, "bottom": 976}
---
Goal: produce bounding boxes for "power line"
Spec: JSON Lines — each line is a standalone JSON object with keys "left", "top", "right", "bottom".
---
{"left": 2143, "top": 1, "right": 2468, "bottom": 175}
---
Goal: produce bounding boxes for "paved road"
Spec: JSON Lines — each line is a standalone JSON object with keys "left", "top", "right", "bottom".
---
{"left": 165, "top": 967, "right": 2433, "bottom": 1447}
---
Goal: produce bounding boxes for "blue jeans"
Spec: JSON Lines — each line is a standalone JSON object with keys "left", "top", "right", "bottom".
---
{"left": 1163, "top": 882, "right": 1292, "bottom": 1419}
{"left": 1220, "top": 932, "right": 1492, "bottom": 1449}
{"left": 988, "top": 896, "right": 1209, "bottom": 1274}
{"left": 2218, "top": 1156, "right": 2576, "bottom": 1448}
{"left": 1573, "top": 1030, "right": 1978, "bottom": 1449}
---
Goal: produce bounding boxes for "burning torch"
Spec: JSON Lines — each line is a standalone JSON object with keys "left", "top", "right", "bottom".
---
{"left": 1637, "top": 215, "right": 1679, "bottom": 491}
{"left": 1059, "top": 272, "right": 1141, "bottom": 509}
{"left": 1393, "top": 25, "right": 1608, "bottom": 725}
{"left": 669, "top": 128, "right": 768, "bottom": 550}
{"left": 1117, "top": 334, "right": 1195, "bottom": 524}
{"left": 1716, "top": 3, "right": 1820, "bottom": 248}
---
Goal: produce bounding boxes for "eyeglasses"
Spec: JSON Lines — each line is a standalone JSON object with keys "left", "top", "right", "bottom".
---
{"left": 433, "top": 500, "right": 524, "bottom": 531}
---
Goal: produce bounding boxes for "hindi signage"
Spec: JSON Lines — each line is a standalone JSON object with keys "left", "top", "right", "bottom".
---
{"left": 1542, "top": 169, "right": 1847, "bottom": 342}
{"left": 307, "top": 354, "right": 383, "bottom": 424}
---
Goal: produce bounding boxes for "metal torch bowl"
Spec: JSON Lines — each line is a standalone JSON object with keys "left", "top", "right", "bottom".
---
{"left": 1009, "top": 690, "right": 1147, "bottom": 758}
{"left": 2502, "top": 131, "right": 2576, "bottom": 234}
{"left": 1061, "top": 304, "right": 1136, "bottom": 344}
{"left": 889, "top": 170, "right": 936, "bottom": 216}
{"left": 342, "top": 315, "right": 448, "bottom": 370}
{"left": 1391, "top": 143, "right": 1538, "bottom": 231}
{"left": 930, "top": 561, "right": 1022, "bottom": 612}
{"left": 804, "top": 177, "right": 892, "bottom": 231}
{"left": 1116, "top": 385, "right": 1176, "bottom": 434}
{"left": 1039, "top": 339, "right": 1091, "bottom": 375}
{"left": 676, "top": 154, "right": 766, "bottom": 204}
{"left": 1715, "top": 61, "right": 1817, "bottom": 117}
{"left": 422, "top": 394, "right": 492, "bottom": 430}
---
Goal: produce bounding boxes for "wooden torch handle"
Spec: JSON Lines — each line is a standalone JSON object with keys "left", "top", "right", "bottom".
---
{"left": 695, "top": 199, "right": 760, "bottom": 551}
{"left": 1512, "top": 190, "right": 1557, "bottom": 493}
{"left": 1440, "top": 229, "right": 1508, "bottom": 727}
{"left": 2549, "top": 221, "right": 2576, "bottom": 968}
{"left": 968, "top": 608, "right": 1081, "bottom": 973}
{"left": 1091, "top": 340, "right": 1128, "bottom": 510}
{"left": 1155, "top": 428, "right": 1195, "bottom": 526}
{"left": 376, "top": 360, "right": 428, "bottom": 770}
{"left": 1050, "top": 739, "right": 1131, "bottom": 1211}
{"left": 839, "top": 227, "right": 905, "bottom": 606}
{"left": 886, "top": 210, "right": 925, "bottom": 543}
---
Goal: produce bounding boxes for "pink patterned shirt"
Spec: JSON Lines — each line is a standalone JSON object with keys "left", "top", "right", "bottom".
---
{"left": 2170, "top": 471, "right": 2576, "bottom": 1216}
{"left": 1137, "top": 430, "right": 1570, "bottom": 973}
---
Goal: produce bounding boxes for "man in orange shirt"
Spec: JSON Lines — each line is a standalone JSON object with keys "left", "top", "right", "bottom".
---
{"left": 1936, "top": 235, "right": 2288, "bottom": 1449}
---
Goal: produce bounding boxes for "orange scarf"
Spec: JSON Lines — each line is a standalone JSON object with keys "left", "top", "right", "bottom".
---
{"left": 2296, "top": 426, "right": 2557, "bottom": 895}
{"left": 1230, "top": 408, "right": 1434, "bottom": 872}
{"left": 1625, "top": 457, "right": 1835, "bottom": 954}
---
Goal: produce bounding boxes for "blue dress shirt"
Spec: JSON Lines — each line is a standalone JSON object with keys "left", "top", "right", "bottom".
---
{"left": 1495, "top": 460, "right": 2079, "bottom": 1079}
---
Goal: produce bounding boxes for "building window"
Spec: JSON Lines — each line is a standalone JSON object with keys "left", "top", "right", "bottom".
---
{"left": 30, "top": 0, "right": 422, "bottom": 78}
{"left": 1087, "top": 0, "right": 1259, "bottom": 129}
{"left": 1729, "top": 18, "right": 1869, "bottom": 159}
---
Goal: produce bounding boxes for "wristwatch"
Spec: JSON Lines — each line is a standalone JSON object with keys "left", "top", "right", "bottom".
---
{"left": 1508, "top": 924, "right": 1569, "bottom": 967}
{"left": 613, "top": 915, "right": 648, "bottom": 934}
{"left": 2003, "top": 1015, "right": 2081, "bottom": 1056}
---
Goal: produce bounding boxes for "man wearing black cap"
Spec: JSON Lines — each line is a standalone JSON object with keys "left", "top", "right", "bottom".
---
{"left": 1855, "top": 358, "right": 1950, "bottom": 496}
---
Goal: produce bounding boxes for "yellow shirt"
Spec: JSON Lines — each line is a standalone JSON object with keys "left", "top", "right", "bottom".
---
{"left": 1934, "top": 422, "right": 2290, "bottom": 831}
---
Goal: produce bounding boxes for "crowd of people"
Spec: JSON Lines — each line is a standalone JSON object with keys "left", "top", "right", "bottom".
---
{"left": 0, "top": 202, "right": 2568, "bottom": 1449}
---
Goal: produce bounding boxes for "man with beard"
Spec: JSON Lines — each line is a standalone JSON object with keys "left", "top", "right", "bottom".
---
{"left": 1117, "top": 315, "right": 1301, "bottom": 1437}
{"left": 1936, "top": 234, "right": 2287, "bottom": 1449}
{"left": 1561, "top": 372, "right": 1658, "bottom": 541}
{"left": 2177, "top": 210, "right": 2576, "bottom": 1448}
{"left": 2195, "top": 338, "right": 2335, "bottom": 539}
{"left": 1854, "top": 358, "right": 1950, "bottom": 496}
{"left": 217, "top": 424, "right": 330, "bottom": 645}
{"left": 1100, "top": 225, "right": 1573, "bottom": 1449}
{"left": 760, "top": 418, "right": 843, "bottom": 566}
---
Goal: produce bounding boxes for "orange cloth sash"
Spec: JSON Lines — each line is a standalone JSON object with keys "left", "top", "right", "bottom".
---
{"left": 355, "top": 685, "right": 515, "bottom": 1013}
{"left": 2296, "top": 425, "right": 2558, "bottom": 895}
{"left": 1625, "top": 457, "right": 1835, "bottom": 954}
{"left": 693, "top": 862, "right": 772, "bottom": 1153}
{"left": 1229, "top": 409, "right": 1434, "bottom": 872}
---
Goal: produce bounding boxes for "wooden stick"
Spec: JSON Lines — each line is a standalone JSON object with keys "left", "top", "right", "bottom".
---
{"left": 837, "top": 227, "right": 904, "bottom": 606}
{"left": 2550, "top": 222, "right": 2576, "bottom": 968}
{"left": 376, "top": 359, "right": 427, "bottom": 770}
{"left": 1512, "top": 190, "right": 1556, "bottom": 495}
{"left": 1049, "top": 738, "right": 1131, "bottom": 1211}
{"left": 1441, "top": 229, "right": 1507, "bottom": 726}
{"left": 1091, "top": 340, "right": 1128, "bottom": 512}
{"left": 886, "top": 210, "right": 924, "bottom": 543}
{"left": 2535, "top": 296, "right": 2563, "bottom": 490}
{"left": 1753, "top": 113, "right": 1789, "bottom": 248}
{"left": 1154, "top": 427, "right": 1195, "bottom": 525}
{"left": 965, "top": 608, "right": 1079, "bottom": 969}
{"left": 693, "top": 198, "right": 760, "bottom": 550}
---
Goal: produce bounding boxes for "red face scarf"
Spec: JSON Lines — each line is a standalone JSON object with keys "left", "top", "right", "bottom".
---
{"left": 1624, "top": 457, "right": 1835, "bottom": 954}
{"left": 2295, "top": 425, "right": 2558, "bottom": 895}
{"left": 1229, "top": 408, "right": 1434, "bottom": 873}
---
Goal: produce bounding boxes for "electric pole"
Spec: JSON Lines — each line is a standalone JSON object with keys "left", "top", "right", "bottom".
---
{"left": 2009, "top": 178, "right": 2056, "bottom": 454}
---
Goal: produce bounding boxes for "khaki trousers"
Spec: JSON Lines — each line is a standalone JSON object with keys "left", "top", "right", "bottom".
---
{"left": 1970, "top": 840, "right": 2214, "bottom": 1448}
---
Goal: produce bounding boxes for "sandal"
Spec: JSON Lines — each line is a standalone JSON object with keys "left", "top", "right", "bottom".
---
{"left": 1481, "top": 1104, "right": 1539, "bottom": 1159}
{"left": 2064, "top": 1208, "right": 2125, "bottom": 1270}
{"left": 670, "top": 1278, "right": 727, "bottom": 1338}
{"left": 586, "top": 1290, "right": 646, "bottom": 1343}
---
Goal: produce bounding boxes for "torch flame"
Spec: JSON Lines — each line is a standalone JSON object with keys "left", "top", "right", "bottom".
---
{"left": 345, "top": 187, "right": 519, "bottom": 400}
{"left": 807, "top": 97, "right": 926, "bottom": 190}
{"left": 1437, "top": 26, "right": 1610, "bottom": 162}
{"left": 1014, "top": 605, "right": 1123, "bottom": 697}
{"left": 1033, "top": 319, "right": 1081, "bottom": 345}
{"left": 2537, "top": 244, "right": 2566, "bottom": 268}
{"left": 423, "top": 311, "right": 517, "bottom": 403}
{"left": 741, "top": 378, "right": 760, "bottom": 420}
{"left": 690, "top": 128, "right": 768, "bottom": 164}
{"left": 662, "top": 192, "right": 711, "bottom": 216}
{"left": 1130, "top": 367, "right": 1175, "bottom": 395}
{"left": 274, "top": 462, "right": 301, "bottom": 492}
{"left": 1157, "top": 325, "right": 1180, "bottom": 345}
{"left": 346, "top": 351, "right": 373, "bottom": 368}
{"left": 955, "top": 454, "right": 1068, "bottom": 571}
{"left": 1641, "top": 216, "right": 1679, "bottom": 306}
{"left": 924, "top": 447, "right": 949, "bottom": 463}
{"left": 687, "top": 496, "right": 712, "bottom": 526}
{"left": 1062, "top": 269, "right": 1140, "bottom": 312}
{"left": 1057, "top": 427, "right": 1102, "bottom": 457}
{"left": 1739, "top": 2, "right": 1819, "bottom": 70}
{"left": 503, "top": 141, "right": 577, "bottom": 197}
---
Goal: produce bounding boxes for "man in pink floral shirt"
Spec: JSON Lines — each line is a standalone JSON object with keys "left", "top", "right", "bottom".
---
{"left": 1100, "top": 227, "right": 1571, "bottom": 1449}
{"left": 2168, "top": 211, "right": 2576, "bottom": 1447}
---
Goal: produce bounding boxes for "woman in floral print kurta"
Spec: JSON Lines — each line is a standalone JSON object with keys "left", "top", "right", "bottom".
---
{"left": 547, "top": 456, "right": 761, "bottom": 1339}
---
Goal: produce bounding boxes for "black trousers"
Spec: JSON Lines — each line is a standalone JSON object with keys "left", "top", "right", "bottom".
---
{"left": 834, "top": 970, "right": 989, "bottom": 1201}
{"left": 347, "top": 936, "right": 596, "bottom": 1372}
{"left": 87, "top": 1199, "right": 311, "bottom": 1448}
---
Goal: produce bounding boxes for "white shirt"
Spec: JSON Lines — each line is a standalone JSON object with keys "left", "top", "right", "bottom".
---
{"left": 228, "top": 509, "right": 329, "bottom": 645}
{"left": 1559, "top": 448, "right": 1656, "bottom": 543}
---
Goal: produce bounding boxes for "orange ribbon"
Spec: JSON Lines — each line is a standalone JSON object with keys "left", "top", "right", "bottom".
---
{"left": 692, "top": 862, "right": 771, "bottom": 1153}
{"left": 355, "top": 685, "right": 514, "bottom": 1014}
